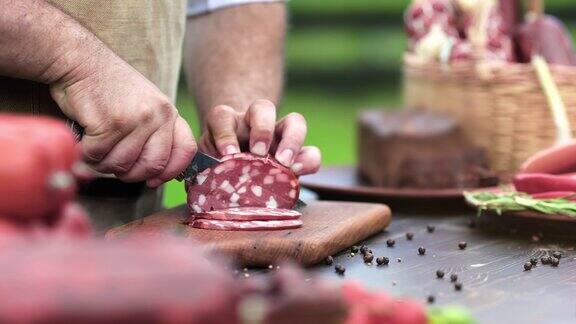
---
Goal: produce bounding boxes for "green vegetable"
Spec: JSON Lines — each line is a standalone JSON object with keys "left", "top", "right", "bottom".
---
{"left": 464, "top": 191, "right": 576, "bottom": 217}
{"left": 428, "top": 306, "right": 474, "bottom": 324}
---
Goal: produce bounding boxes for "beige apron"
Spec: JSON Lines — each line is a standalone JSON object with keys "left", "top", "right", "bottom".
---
{"left": 0, "top": 0, "right": 187, "bottom": 231}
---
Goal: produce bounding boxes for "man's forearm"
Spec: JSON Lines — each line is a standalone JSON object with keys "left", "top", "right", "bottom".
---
{"left": 185, "top": 3, "right": 286, "bottom": 122}
{"left": 0, "top": 0, "right": 111, "bottom": 86}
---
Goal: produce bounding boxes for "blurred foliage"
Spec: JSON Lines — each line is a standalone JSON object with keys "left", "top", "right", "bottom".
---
{"left": 164, "top": 0, "right": 576, "bottom": 207}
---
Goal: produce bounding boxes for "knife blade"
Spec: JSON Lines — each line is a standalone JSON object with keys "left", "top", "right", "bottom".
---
{"left": 176, "top": 152, "right": 220, "bottom": 182}
{"left": 176, "top": 152, "right": 306, "bottom": 208}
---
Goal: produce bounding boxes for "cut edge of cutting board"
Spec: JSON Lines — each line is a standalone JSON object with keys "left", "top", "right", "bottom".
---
{"left": 106, "top": 201, "right": 392, "bottom": 266}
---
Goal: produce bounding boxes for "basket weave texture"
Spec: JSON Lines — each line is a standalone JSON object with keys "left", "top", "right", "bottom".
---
{"left": 403, "top": 53, "right": 576, "bottom": 176}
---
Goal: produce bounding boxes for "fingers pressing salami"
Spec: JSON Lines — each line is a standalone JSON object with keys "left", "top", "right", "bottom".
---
{"left": 186, "top": 153, "right": 302, "bottom": 231}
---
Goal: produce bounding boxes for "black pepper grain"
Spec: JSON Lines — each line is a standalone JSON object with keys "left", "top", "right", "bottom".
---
{"left": 325, "top": 256, "right": 334, "bottom": 265}
{"left": 523, "top": 262, "right": 532, "bottom": 271}
{"left": 454, "top": 283, "right": 463, "bottom": 291}
{"left": 376, "top": 256, "right": 389, "bottom": 266}
{"left": 551, "top": 257, "right": 560, "bottom": 267}
{"left": 418, "top": 247, "right": 426, "bottom": 255}
{"left": 397, "top": 258, "right": 402, "bottom": 263}
{"left": 458, "top": 242, "right": 467, "bottom": 250}
{"left": 360, "top": 245, "right": 369, "bottom": 254}
{"left": 552, "top": 251, "right": 562, "bottom": 259}
{"left": 530, "top": 257, "right": 538, "bottom": 266}
{"left": 351, "top": 246, "right": 359, "bottom": 253}
{"left": 427, "top": 295, "right": 435, "bottom": 304}
{"left": 450, "top": 274, "right": 458, "bottom": 282}
{"left": 541, "top": 256, "right": 551, "bottom": 265}
{"left": 335, "top": 264, "right": 346, "bottom": 275}
{"left": 406, "top": 233, "right": 414, "bottom": 240}
{"left": 386, "top": 239, "right": 396, "bottom": 247}
{"left": 436, "top": 270, "right": 445, "bottom": 279}
{"left": 427, "top": 225, "right": 435, "bottom": 233}
{"left": 363, "top": 253, "right": 374, "bottom": 263}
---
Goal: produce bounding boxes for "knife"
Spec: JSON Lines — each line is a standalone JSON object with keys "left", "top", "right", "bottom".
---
{"left": 176, "top": 152, "right": 306, "bottom": 209}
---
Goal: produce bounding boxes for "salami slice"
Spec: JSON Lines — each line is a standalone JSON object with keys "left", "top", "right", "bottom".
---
{"left": 189, "top": 219, "right": 303, "bottom": 231}
{"left": 192, "top": 207, "right": 302, "bottom": 221}
{"left": 187, "top": 153, "right": 300, "bottom": 212}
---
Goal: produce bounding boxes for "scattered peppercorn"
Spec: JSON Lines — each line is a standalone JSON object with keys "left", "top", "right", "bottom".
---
{"left": 450, "top": 274, "right": 458, "bottom": 282}
{"left": 364, "top": 253, "right": 374, "bottom": 263}
{"left": 386, "top": 239, "right": 396, "bottom": 247}
{"left": 427, "top": 295, "right": 435, "bottom": 304}
{"left": 454, "top": 283, "right": 463, "bottom": 291}
{"left": 436, "top": 270, "right": 445, "bottom": 279}
{"left": 541, "top": 256, "right": 551, "bottom": 265}
{"left": 335, "top": 264, "right": 346, "bottom": 275}
{"left": 376, "top": 257, "right": 389, "bottom": 266}
{"left": 552, "top": 251, "right": 562, "bottom": 259}
{"left": 427, "top": 225, "right": 435, "bottom": 233}
{"left": 523, "top": 262, "right": 533, "bottom": 271}
{"left": 530, "top": 258, "right": 538, "bottom": 266}
{"left": 351, "top": 246, "right": 359, "bottom": 253}
{"left": 406, "top": 233, "right": 414, "bottom": 240}
{"left": 325, "top": 256, "right": 334, "bottom": 265}
{"left": 458, "top": 242, "right": 467, "bottom": 250}
{"left": 551, "top": 257, "right": 560, "bottom": 267}
{"left": 360, "top": 245, "right": 369, "bottom": 254}
{"left": 418, "top": 247, "right": 426, "bottom": 255}
{"left": 397, "top": 258, "right": 402, "bottom": 263}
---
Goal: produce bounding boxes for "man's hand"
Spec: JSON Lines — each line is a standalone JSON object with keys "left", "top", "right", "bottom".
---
{"left": 200, "top": 99, "right": 321, "bottom": 175}
{"left": 50, "top": 50, "right": 197, "bottom": 188}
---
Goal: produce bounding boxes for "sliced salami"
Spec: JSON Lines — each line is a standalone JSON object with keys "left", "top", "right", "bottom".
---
{"left": 187, "top": 153, "right": 300, "bottom": 212}
{"left": 192, "top": 207, "right": 302, "bottom": 221}
{"left": 189, "top": 219, "right": 303, "bottom": 231}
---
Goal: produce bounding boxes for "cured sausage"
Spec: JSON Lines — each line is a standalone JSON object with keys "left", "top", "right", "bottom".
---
{"left": 520, "top": 141, "right": 576, "bottom": 174}
{"left": 189, "top": 219, "right": 303, "bottom": 231}
{"left": 513, "top": 173, "right": 576, "bottom": 194}
{"left": 187, "top": 153, "right": 299, "bottom": 213}
{"left": 192, "top": 207, "right": 302, "bottom": 221}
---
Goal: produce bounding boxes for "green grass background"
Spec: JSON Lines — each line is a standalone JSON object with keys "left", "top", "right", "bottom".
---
{"left": 164, "top": 0, "right": 576, "bottom": 207}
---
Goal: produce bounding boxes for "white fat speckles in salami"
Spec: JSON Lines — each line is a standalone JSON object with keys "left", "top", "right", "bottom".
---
{"left": 266, "top": 196, "right": 278, "bottom": 209}
{"left": 198, "top": 194, "right": 206, "bottom": 206}
{"left": 186, "top": 153, "right": 299, "bottom": 212}
{"left": 263, "top": 176, "right": 274, "bottom": 185}
{"left": 251, "top": 185, "right": 263, "bottom": 197}
{"left": 190, "top": 218, "right": 303, "bottom": 231}
{"left": 192, "top": 204, "right": 202, "bottom": 214}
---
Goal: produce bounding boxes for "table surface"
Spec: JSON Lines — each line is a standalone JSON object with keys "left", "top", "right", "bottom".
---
{"left": 304, "top": 211, "right": 576, "bottom": 324}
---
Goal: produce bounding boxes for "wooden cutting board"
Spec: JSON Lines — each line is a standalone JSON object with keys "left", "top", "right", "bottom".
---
{"left": 106, "top": 201, "right": 391, "bottom": 266}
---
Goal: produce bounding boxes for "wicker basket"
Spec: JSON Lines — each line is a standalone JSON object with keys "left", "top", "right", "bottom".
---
{"left": 403, "top": 53, "right": 576, "bottom": 177}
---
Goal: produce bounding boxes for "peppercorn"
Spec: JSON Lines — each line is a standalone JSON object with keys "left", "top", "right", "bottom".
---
{"left": 551, "top": 257, "right": 560, "bottom": 267}
{"left": 541, "top": 256, "right": 550, "bottom": 264}
{"left": 351, "top": 246, "right": 359, "bottom": 253}
{"left": 552, "top": 251, "right": 562, "bottom": 259}
{"left": 454, "top": 283, "right": 463, "bottom": 291}
{"left": 376, "top": 256, "right": 389, "bottom": 266}
{"left": 436, "top": 270, "right": 445, "bottom": 279}
{"left": 458, "top": 242, "right": 467, "bottom": 250}
{"left": 360, "top": 245, "right": 369, "bottom": 254}
{"left": 397, "top": 258, "right": 402, "bottom": 263}
{"left": 363, "top": 253, "right": 374, "bottom": 263}
{"left": 386, "top": 239, "right": 395, "bottom": 247}
{"left": 335, "top": 264, "right": 346, "bottom": 275}
{"left": 325, "top": 256, "right": 334, "bottom": 265}
{"left": 418, "top": 247, "right": 426, "bottom": 255}
{"left": 530, "top": 257, "right": 538, "bottom": 266}
{"left": 523, "top": 262, "right": 532, "bottom": 271}
{"left": 427, "top": 295, "right": 435, "bottom": 304}
{"left": 450, "top": 274, "right": 458, "bottom": 282}
{"left": 427, "top": 225, "right": 435, "bottom": 233}
{"left": 406, "top": 232, "right": 414, "bottom": 240}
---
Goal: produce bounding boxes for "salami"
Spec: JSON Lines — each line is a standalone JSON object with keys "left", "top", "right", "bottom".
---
{"left": 192, "top": 207, "right": 302, "bottom": 221}
{"left": 187, "top": 153, "right": 300, "bottom": 213}
{"left": 189, "top": 219, "right": 303, "bottom": 231}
